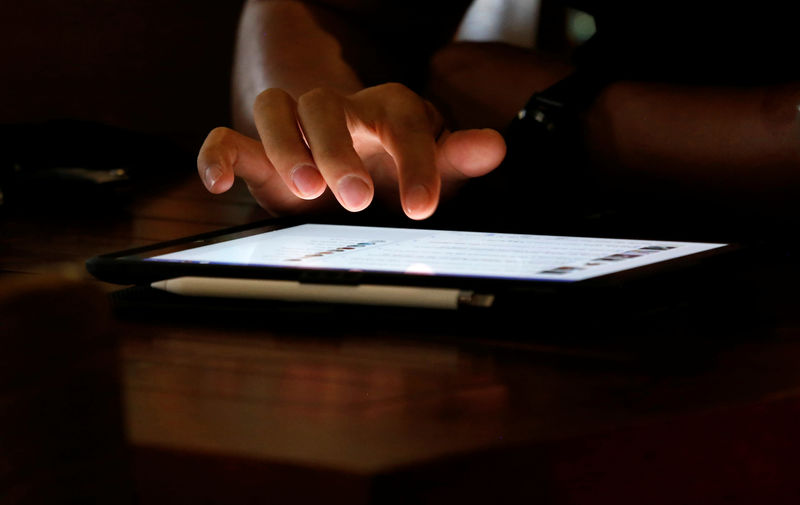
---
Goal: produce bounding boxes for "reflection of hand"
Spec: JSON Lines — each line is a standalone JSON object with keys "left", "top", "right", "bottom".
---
{"left": 197, "top": 83, "right": 506, "bottom": 219}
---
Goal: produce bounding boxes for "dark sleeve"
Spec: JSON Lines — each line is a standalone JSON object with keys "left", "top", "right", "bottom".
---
{"left": 323, "top": 0, "right": 474, "bottom": 91}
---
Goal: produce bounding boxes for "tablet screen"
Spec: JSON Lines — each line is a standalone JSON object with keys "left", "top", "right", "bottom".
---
{"left": 143, "top": 223, "right": 726, "bottom": 283}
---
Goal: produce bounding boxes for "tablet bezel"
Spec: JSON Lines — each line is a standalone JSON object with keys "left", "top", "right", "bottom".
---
{"left": 86, "top": 216, "right": 742, "bottom": 298}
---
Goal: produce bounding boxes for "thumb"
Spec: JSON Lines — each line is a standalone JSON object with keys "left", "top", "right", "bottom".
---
{"left": 437, "top": 128, "right": 507, "bottom": 180}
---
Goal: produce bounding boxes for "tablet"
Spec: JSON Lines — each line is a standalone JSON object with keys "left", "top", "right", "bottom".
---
{"left": 86, "top": 218, "right": 739, "bottom": 311}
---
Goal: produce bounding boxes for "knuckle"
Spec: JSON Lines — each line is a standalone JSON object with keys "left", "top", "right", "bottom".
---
{"left": 389, "top": 105, "right": 430, "bottom": 137}
{"left": 208, "top": 126, "right": 239, "bottom": 148}
{"left": 208, "top": 126, "right": 233, "bottom": 139}
{"left": 253, "top": 88, "right": 289, "bottom": 113}
{"left": 429, "top": 44, "right": 471, "bottom": 78}
{"left": 377, "top": 82, "right": 413, "bottom": 100}
{"left": 311, "top": 143, "right": 350, "bottom": 161}
{"left": 297, "top": 87, "right": 340, "bottom": 111}
{"left": 204, "top": 127, "right": 238, "bottom": 151}
{"left": 375, "top": 83, "right": 429, "bottom": 131}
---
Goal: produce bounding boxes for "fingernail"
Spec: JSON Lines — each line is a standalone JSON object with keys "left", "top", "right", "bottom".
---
{"left": 405, "top": 184, "right": 431, "bottom": 217}
{"left": 337, "top": 175, "right": 371, "bottom": 210}
{"left": 204, "top": 165, "right": 223, "bottom": 189}
{"left": 291, "top": 164, "right": 324, "bottom": 198}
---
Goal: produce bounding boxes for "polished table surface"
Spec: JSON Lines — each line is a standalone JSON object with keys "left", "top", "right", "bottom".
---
{"left": 2, "top": 175, "right": 800, "bottom": 504}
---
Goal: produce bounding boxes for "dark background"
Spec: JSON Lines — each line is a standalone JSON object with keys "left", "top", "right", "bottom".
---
{"left": 0, "top": 1, "right": 245, "bottom": 153}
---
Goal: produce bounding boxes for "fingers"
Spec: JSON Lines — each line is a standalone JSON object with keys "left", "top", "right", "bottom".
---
{"left": 379, "top": 96, "right": 442, "bottom": 220}
{"left": 200, "top": 83, "right": 508, "bottom": 220}
{"left": 295, "top": 88, "right": 374, "bottom": 212}
{"left": 197, "top": 127, "right": 273, "bottom": 194}
{"left": 351, "top": 84, "right": 445, "bottom": 220}
{"left": 253, "top": 89, "right": 326, "bottom": 200}
{"left": 357, "top": 85, "right": 505, "bottom": 219}
{"left": 197, "top": 127, "right": 313, "bottom": 216}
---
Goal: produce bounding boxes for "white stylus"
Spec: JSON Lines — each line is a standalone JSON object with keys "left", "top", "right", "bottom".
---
{"left": 150, "top": 276, "right": 494, "bottom": 310}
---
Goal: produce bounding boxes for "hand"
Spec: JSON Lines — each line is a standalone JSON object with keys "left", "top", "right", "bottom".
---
{"left": 197, "top": 83, "right": 506, "bottom": 219}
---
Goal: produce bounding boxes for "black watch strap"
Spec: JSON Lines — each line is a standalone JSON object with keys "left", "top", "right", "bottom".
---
{"left": 513, "top": 68, "right": 611, "bottom": 135}
{"left": 464, "top": 68, "right": 614, "bottom": 224}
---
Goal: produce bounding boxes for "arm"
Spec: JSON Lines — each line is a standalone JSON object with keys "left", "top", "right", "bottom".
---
{"left": 427, "top": 41, "right": 800, "bottom": 211}
{"left": 585, "top": 81, "right": 800, "bottom": 193}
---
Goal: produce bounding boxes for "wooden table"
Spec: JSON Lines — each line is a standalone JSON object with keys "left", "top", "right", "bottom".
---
{"left": 2, "top": 174, "right": 800, "bottom": 504}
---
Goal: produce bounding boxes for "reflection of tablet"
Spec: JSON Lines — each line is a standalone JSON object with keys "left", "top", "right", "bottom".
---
{"left": 86, "top": 219, "right": 738, "bottom": 310}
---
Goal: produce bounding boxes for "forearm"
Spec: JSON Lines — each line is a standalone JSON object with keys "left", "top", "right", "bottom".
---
{"left": 232, "top": 1, "right": 366, "bottom": 136}
{"left": 584, "top": 81, "right": 800, "bottom": 191}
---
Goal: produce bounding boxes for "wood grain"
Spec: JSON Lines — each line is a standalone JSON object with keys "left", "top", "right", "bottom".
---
{"left": 2, "top": 174, "right": 800, "bottom": 504}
